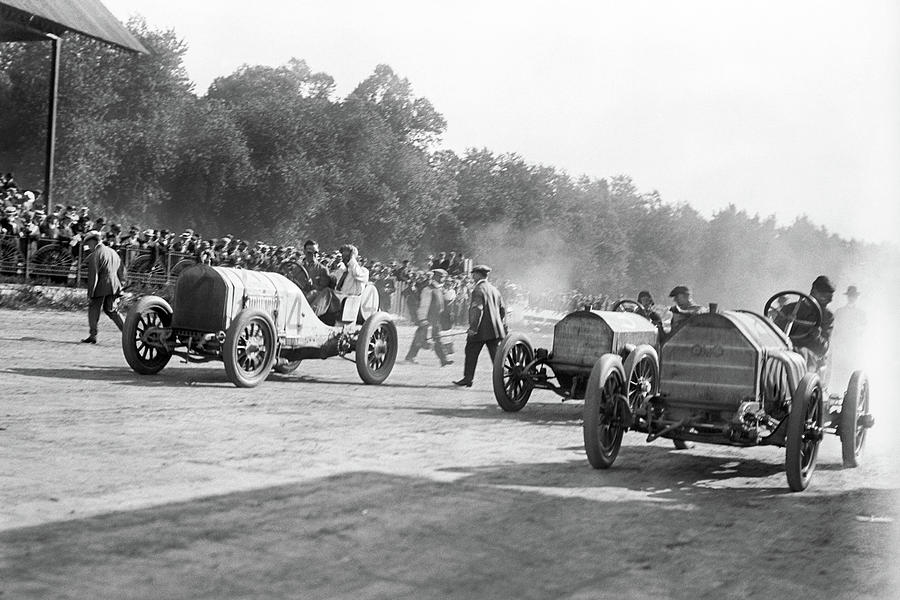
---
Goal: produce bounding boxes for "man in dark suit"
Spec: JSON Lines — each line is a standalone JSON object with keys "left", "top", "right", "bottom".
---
{"left": 81, "top": 231, "right": 125, "bottom": 344}
{"left": 775, "top": 275, "right": 835, "bottom": 371}
{"left": 454, "top": 264, "right": 506, "bottom": 387}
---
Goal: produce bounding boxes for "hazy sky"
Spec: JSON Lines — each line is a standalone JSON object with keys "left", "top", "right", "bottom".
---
{"left": 103, "top": 0, "right": 900, "bottom": 244}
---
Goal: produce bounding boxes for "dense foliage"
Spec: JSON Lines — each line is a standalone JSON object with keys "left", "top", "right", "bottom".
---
{"left": 1, "top": 21, "right": 893, "bottom": 307}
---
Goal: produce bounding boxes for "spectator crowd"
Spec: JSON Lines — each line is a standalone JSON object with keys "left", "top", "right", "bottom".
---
{"left": 2, "top": 172, "right": 619, "bottom": 321}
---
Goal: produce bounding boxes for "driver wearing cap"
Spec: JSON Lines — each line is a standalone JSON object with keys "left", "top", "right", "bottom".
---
{"left": 668, "top": 285, "right": 705, "bottom": 330}
{"left": 779, "top": 275, "right": 835, "bottom": 366}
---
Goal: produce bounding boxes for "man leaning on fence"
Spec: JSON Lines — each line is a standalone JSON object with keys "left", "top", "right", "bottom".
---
{"left": 81, "top": 230, "right": 125, "bottom": 344}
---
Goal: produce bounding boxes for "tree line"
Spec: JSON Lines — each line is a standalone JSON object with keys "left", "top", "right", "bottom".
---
{"left": 1, "top": 19, "right": 894, "bottom": 308}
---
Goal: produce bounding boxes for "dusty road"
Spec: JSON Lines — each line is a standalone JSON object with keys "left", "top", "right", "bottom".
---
{"left": 1, "top": 309, "right": 898, "bottom": 599}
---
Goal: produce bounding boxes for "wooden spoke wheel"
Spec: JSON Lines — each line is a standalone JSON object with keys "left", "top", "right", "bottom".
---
{"left": 583, "top": 357, "right": 628, "bottom": 469}
{"left": 122, "top": 296, "right": 173, "bottom": 375}
{"left": 840, "top": 371, "right": 870, "bottom": 468}
{"left": 355, "top": 312, "right": 398, "bottom": 385}
{"left": 223, "top": 310, "right": 277, "bottom": 388}
{"left": 785, "top": 373, "right": 824, "bottom": 492}
{"left": 492, "top": 332, "right": 535, "bottom": 412}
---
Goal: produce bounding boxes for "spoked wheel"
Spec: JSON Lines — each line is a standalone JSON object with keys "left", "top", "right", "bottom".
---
{"left": 223, "top": 310, "right": 277, "bottom": 388}
{"left": 623, "top": 345, "right": 658, "bottom": 412}
{"left": 840, "top": 371, "right": 870, "bottom": 468}
{"left": 583, "top": 356, "right": 628, "bottom": 469}
{"left": 785, "top": 373, "right": 824, "bottom": 492}
{"left": 492, "top": 332, "right": 535, "bottom": 412}
{"left": 122, "top": 296, "right": 173, "bottom": 375}
{"left": 127, "top": 254, "right": 166, "bottom": 288}
{"left": 0, "top": 238, "right": 24, "bottom": 275}
{"left": 29, "top": 243, "right": 74, "bottom": 281}
{"left": 355, "top": 312, "right": 398, "bottom": 384}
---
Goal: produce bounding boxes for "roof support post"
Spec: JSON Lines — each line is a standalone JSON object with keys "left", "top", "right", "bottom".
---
{"left": 44, "top": 33, "right": 60, "bottom": 210}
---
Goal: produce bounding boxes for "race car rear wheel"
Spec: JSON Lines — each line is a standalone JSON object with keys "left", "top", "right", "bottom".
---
{"left": 122, "top": 296, "right": 173, "bottom": 375}
{"left": 785, "top": 373, "right": 823, "bottom": 492}
{"left": 356, "top": 312, "right": 397, "bottom": 385}
{"left": 583, "top": 356, "right": 627, "bottom": 469}
{"left": 840, "top": 371, "right": 869, "bottom": 468}
{"left": 492, "top": 332, "right": 535, "bottom": 412}
{"left": 223, "top": 310, "right": 277, "bottom": 388}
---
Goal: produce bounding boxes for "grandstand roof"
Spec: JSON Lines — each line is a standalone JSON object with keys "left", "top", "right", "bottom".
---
{"left": 0, "top": 0, "right": 147, "bottom": 53}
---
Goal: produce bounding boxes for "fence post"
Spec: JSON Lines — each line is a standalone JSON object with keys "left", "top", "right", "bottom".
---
{"left": 67, "top": 241, "right": 78, "bottom": 287}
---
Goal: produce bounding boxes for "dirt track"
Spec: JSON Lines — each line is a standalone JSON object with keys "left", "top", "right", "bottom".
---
{"left": 1, "top": 309, "right": 898, "bottom": 599}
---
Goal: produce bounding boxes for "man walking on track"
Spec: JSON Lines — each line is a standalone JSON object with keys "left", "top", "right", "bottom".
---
{"left": 454, "top": 264, "right": 506, "bottom": 388}
{"left": 405, "top": 269, "right": 453, "bottom": 366}
{"left": 81, "top": 230, "right": 125, "bottom": 344}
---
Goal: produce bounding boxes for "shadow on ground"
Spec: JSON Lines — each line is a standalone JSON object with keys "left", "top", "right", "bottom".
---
{"left": 1, "top": 469, "right": 896, "bottom": 600}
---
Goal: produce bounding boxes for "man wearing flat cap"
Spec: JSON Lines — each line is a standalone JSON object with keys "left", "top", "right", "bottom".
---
{"left": 81, "top": 230, "right": 125, "bottom": 344}
{"left": 405, "top": 269, "right": 453, "bottom": 366}
{"left": 776, "top": 275, "right": 836, "bottom": 372}
{"left": 668, "top": 285, "right": 705, "bottom": 331}
{"left": 454, "top": 264, "right": 506, "bottom": 387}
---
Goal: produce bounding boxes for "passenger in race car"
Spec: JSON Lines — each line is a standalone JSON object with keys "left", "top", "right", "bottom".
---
{"left": 777, "top": 275, "right": 835, "bottom": 371}
{"left": 668, "top": 285, "right": 706, "bottom": 330}
{"left": 317, "top": 244, "right": 370, "bottom": 324}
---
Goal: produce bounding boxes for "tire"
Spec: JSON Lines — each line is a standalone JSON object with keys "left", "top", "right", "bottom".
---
{"left": 583, "top": 355, "right": 627, "bottom": 469}
{"left": 840, "top": 371, "right": 869, "bottom": 468}
{"left": 122, "top": 296, "right": 173, "bottom": 375}
{"left": 492, "top": 332, "right": 535, "bottom": 412}
{"left": 223, "top": 310, "right": 277, "bottom": 388}
{"left": 273, "top": 359, "right": 302, "bottom": 375}
{"left": 355, "top": 312, "right": 397, "bottom": 385}
{"left": 673, "top": 439, "right": 694, "bottom": 450}
{"left": 623, "top": 344, "right": 658, "bottom": 412}
{"left": 785, "top": 373, "right": 823, "bottom": 492}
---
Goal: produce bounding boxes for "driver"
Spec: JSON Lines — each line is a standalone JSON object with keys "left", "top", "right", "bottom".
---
{"left": 777, "top": 275, "right": 835, "bottom": 370}
{"left": 636, "top": 290, "right": 662, "bottom": 326}
{"left": 668, "top": 285, "right": 705, "bottom": 329}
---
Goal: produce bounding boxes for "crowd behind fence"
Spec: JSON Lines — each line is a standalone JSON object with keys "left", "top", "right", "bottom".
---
{"left": 2, "top": 180, "right": 619, "bottom": 318}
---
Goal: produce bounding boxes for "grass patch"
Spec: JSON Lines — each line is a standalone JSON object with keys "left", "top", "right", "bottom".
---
{"left": 0, "top": 285, "right": 90, "bottom": 311}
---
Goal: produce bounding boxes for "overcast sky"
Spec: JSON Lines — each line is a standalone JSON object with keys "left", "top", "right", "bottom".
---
{"left": 104, "top": 0, "right": 900, "bottom": 244}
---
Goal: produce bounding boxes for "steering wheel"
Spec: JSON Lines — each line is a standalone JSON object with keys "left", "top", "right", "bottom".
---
{"left": 763, "top": 290, "right": 822, "bottom": 340}
{"left": 280, "top": 260, "right": 312, "bottom": 291}
{"left": 612, "top": 299, "right": 641, "bottom": 313}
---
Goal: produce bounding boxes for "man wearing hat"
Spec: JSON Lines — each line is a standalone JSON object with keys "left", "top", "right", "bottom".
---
{"left": 454, "top": 264, "right": 506, "bottom": 387}
{"left": 405, "top": 269, "right": 453, "bottom": 366}
{"left": 668, "top": 285, "right": 705, "bottom": 331}
{"left": 775, "top": 275, "right": 836, "bottom": 371}
{"left": 81, "top": 230, "right": 125, "bottom": 344}
{"left": 830, "top": 284, "right": 867, "bottom": 383}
